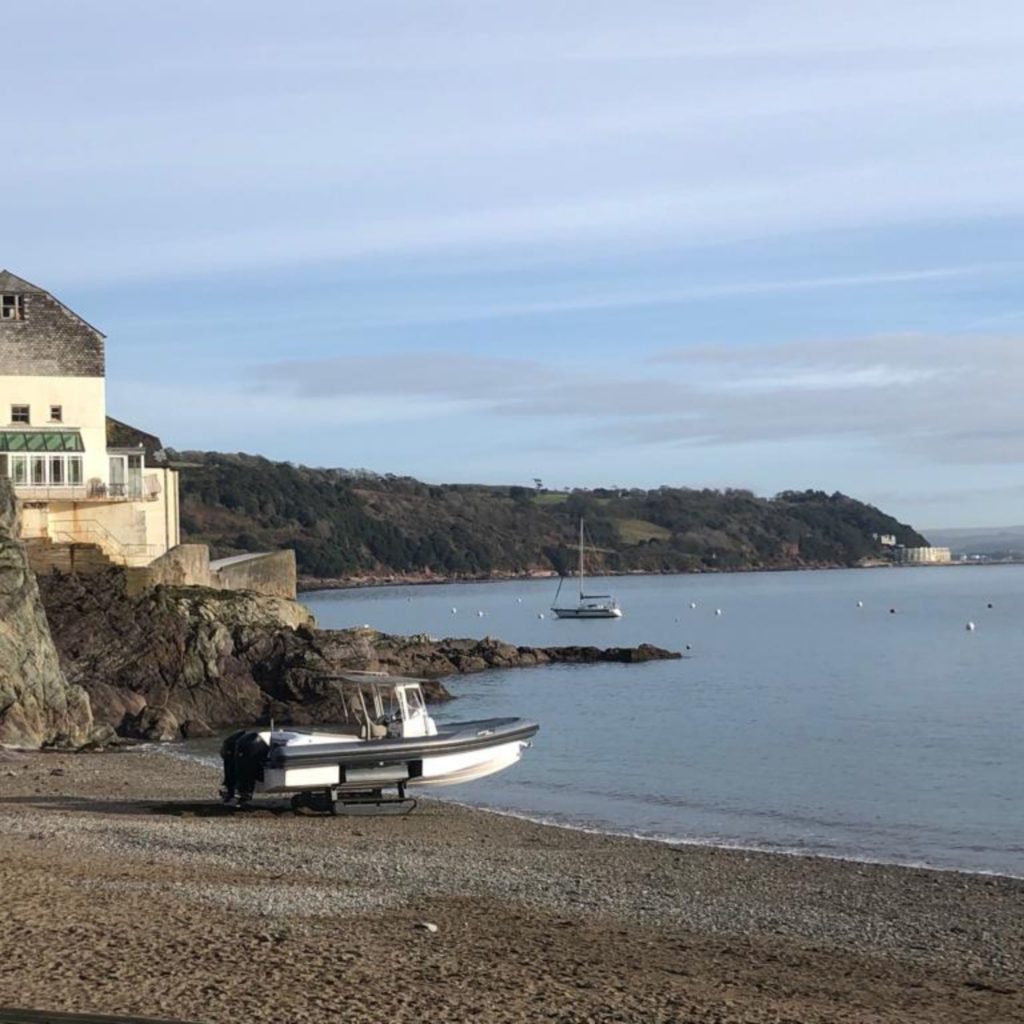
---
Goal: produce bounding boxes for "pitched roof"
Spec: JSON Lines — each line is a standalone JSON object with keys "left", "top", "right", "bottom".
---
{"left": 0, "top": 268, "right": 106, "bottom": 338}
{"left": 0, "top": 269, "right": 45, "bottom": 293}
{"left": 106, "top": 416, "right": 167, "bottom": 464}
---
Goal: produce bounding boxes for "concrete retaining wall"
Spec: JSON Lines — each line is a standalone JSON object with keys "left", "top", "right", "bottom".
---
{"left": 210, "top": 550, "right": 297, "bottom": 600}
{"left": 125, "top": 544, "right": 296, "bottom": 600}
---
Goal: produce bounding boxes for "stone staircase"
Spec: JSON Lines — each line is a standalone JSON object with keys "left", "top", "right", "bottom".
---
{"left": 24, "top": 537, "right": 116, "bottom": 576}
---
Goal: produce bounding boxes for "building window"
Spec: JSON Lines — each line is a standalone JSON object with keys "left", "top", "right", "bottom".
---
{"left": 1, "top": 295, "right": 23, "bottom": 320}
{"left": 11, "top": 405, "right": 29, "bottom": 424}
{"left": 49, "top": 405, "right": 63, "bottom": 423}
{"left": 4, "top": 452, "right": 83, "bottom": 489}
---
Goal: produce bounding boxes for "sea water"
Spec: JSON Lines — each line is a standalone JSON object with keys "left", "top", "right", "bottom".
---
{"left": 304, "top": 567, "right": 1024, "bottom": 876}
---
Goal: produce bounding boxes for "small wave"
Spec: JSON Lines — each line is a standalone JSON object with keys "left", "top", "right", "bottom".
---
{"left": 433, "top": 796, "right": 1024, "bottom": 880}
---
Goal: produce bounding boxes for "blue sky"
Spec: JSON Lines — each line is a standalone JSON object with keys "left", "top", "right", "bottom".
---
{"left": 6, "top": 2, "right": 1024, "bottom": 528}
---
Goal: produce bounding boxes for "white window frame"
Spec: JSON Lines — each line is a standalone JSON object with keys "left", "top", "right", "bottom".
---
{"left": 109, "top": 453, "right": 144, "bottom": 497}
{"left": 1, "top": 295, "right": 22, "bottom": 320}
{"left": 49, "top": 405, "right": 63, "bottom": 423}
{"left": 10, "top": 404, "right": 29, "bottom": 425}
{"left": 6, "top": 453, "right": 84, "bottom": 489}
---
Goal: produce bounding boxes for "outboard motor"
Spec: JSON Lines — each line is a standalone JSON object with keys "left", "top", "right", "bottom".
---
{"left": 220, "top": 730, "right": 269, "bottom": 805}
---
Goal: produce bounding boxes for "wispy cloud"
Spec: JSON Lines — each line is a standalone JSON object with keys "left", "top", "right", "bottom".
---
{"left": 248, "top": 332, "right": 1024, "bottom": 465}
{"left": 7, "top": 3, "right": 1024, "bottom": 284}
{"left": 321, "top": 263, "right": 1024, "bottom": 328}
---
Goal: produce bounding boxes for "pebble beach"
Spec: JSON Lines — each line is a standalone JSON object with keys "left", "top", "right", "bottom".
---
{"left": 0, "top": 748, "right": 1021, "bottom": 1023}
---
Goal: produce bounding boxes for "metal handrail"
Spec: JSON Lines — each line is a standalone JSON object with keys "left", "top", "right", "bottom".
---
{"left": 49, "top": 518, "right": 160, "bottom": 559}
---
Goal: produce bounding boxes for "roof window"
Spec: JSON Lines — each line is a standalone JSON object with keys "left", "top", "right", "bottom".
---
{"left": 1, "top": 295, "right": 23, "bottom": 320}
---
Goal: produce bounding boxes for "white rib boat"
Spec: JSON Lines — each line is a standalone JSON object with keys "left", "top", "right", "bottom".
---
{"left": 220, "top": 673, "right": 538, "bottom": 814}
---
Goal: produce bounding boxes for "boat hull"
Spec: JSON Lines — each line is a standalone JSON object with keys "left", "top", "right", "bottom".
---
{"left": 551, "top": 606, "right": 622, "bottom": 619}
{"left": 241, "top": 717, "right": 539, "bottom": 795}
{"left": 259, "top": 738, "right": 530, "bottom": 793}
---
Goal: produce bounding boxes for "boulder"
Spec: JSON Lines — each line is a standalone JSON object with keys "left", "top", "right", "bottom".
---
{"left": 122, "top": 706, "right": 179, "bottom": 742}
{"left": 0, "top": 481, "right": 93, "bottom": 748}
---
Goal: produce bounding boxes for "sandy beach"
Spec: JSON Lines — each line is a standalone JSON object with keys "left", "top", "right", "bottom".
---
{"left": 0, "top": 749, "right": 1021, "bottom": 1024}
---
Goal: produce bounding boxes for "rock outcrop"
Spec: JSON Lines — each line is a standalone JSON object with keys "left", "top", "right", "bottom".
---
{"left": 0, "top": 481, "right": 92, "bottom": 748}
{"left": 367, "top": 633, "right": 681, "bottom": 677}
{"left": 38, "top": 568, "right": 681, "bottom": 742}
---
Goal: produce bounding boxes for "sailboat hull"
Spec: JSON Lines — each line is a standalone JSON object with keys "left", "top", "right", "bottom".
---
{"left": 551, "top": 605, "right": 622, "bottom": 619}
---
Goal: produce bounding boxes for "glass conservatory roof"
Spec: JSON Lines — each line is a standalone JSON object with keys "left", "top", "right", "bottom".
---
{"left": 0, "top": 430, "right": 84, "bottom": 452}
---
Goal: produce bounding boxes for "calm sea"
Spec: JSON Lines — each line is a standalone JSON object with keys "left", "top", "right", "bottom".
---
{"left": 302, "top": 567, "right": 1024, "bottom": 877}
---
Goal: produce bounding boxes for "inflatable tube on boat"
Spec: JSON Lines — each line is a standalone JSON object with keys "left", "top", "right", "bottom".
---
{"left": 267, "top": 718, "right": 539, "bottom": 772}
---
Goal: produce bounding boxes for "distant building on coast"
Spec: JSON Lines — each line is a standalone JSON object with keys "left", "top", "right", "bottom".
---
{"left": 0, "top": 269, "right": 180, "bottom": 566}
{"left": 896, "top": 546, "right": 952, "bottom": 564}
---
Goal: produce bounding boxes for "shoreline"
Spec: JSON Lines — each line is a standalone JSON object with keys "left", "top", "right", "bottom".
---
{"left": 438, "top": 794, "right": 1024, "bottom": 884}
{"left": 297, "top": 563, "right": 854, "bottom": 593}
{"left": 164, "top": 742, "right": 1024, "bottom": 883}
{"left": 296, "top": 559, "right": 1020, "bottom": 594}
{"left": 2, "top": 749, "right": 1021, "bottom": 1023}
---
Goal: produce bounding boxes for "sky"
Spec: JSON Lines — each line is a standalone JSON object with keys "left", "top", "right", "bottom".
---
{"left": 5, "top": 1, "right": 1024, "bottom": 529}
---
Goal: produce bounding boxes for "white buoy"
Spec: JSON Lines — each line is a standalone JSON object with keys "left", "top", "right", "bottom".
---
{"left": 451, "top": 607, "right": 457, "bottom": 614}
{"left": 966, "top": 621, "right": 976, "bottom": 631}
{"left": 689, "top": 602, "right": 697, "bottom": 609}
{"left": 715, "top": 608, "right": 723, "bottom": 616}
{"left": 517, "top": 597, "right": 523, "bottom": 604}
{"left": 537, "top": 612, "right": 545, "bottom": 619}
{"left": 477, "top": 610, "right": 485, "bottom": 617}
{"left": 856, "top": 600, "right": 864, "bottom": 608}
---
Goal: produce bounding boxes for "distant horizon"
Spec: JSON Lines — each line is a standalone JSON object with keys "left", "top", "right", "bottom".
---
{"left": 7, "top": 3, "right": 1024, "bottom": 530}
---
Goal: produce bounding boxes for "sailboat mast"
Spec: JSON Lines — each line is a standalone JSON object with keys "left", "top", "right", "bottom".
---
{"left": 578, "top": 518, "right": 584, "bottom": 599}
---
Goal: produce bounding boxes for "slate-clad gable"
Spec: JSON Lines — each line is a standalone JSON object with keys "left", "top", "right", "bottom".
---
{"left": 0, "top": 270, "right": 105, "bottom": 377}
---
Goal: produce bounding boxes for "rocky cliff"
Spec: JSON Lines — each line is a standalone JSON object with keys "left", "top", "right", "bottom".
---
{"left": 38, "top": 569, "right": 680, "bottom": 742}
{"left": 0, "top": 482, "right": 92, "bottom": 748}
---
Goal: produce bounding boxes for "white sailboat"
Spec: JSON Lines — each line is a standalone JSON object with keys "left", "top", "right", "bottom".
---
{"left": 551, "top": 519, "right": 622, "bottom": 619}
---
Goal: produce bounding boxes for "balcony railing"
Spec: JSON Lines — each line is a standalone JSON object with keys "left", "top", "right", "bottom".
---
{"left": 6, "top": 475, "right": 162, "bottom": 502}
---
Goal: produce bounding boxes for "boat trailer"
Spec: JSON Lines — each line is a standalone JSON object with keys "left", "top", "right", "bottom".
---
{"left": 289, "top": 785, "right": 417, "bottom": 817}
{"left": 221, "top": 729, "right": 418, "bottom": 816}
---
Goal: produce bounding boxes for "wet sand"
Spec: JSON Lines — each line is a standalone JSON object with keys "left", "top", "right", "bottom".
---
{"left": 0, "top": 749, "right": 1021, "bottom": 1023}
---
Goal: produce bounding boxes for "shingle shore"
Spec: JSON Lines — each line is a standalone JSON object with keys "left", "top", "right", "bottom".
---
{"left": 0, "top": 749, "right": 1020, "bottom": 1023}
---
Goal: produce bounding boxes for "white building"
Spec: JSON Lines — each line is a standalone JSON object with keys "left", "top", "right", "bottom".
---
{"left": 898, "top": 546, "right": 952, "bottom": 564}
{"left": 0, "top": 269, "right": 180, "bottom": 567}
